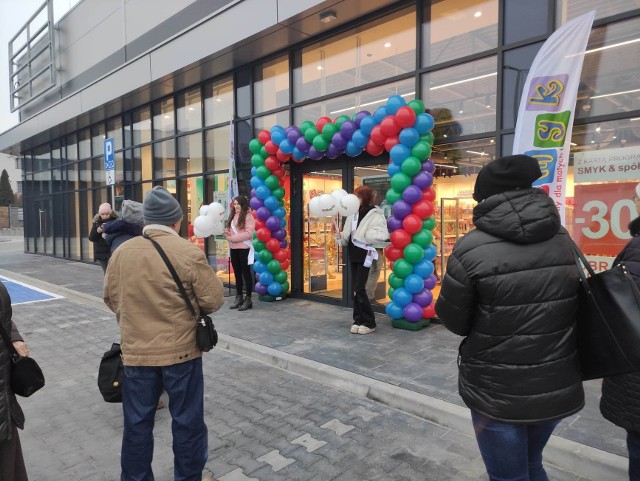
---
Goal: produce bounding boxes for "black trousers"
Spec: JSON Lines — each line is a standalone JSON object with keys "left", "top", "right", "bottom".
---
{"left": 351, "top": 262, "right": 376, "bottom": 328}
{"left": 230, "top": 248, "right": 253, "bottom": 296}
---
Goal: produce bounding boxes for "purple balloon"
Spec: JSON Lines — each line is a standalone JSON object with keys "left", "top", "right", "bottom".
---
{"left": 413, "top": 289, "right": 434, "bottom": 307}
{"left": 273, "top": 228, "right": 286, "bottom": 240}
{"left": 354, "top": 110, "right": 371, "bottom": 126}
{"left": 249, "top": 197, "right": 264, "bottom": 210}
{"left": 424, "top": 274, "right": 438, "bottom": 290}
{"left": 296, "top": 136, "right": 311, "bottom": 152}
{"left": 308, "top": 146, "right": 323, "bottom": 160}
{"left": 257, "top": 207, "right": 271, "bottom": 221}
{"left": 286, "top": 128, "right": 301, "bottom": 145}
{"left": 326, "top": 143, "right": 341, "bottom": 159}
{"left": 413, "top": 172, "right": 434, "bottom": 190}
{"left": 280, "top": 239, "right": 288, "bottom": 248}
{"left": 402, "top": 185, "right": 422, "bottom": 205}
{"left": 403, "top": 302, "right": 423, "bottom": 322}
{"left": 340, "top": 120, "right": 358, "bottom": 139}
{"left": 265, "top": 215, "right": 280, "bottom": 231}
{"left": 392, "top": 200, "right": 412, "bottom": 220}
{"left": 255, "top": 282, "right": 268, "bottom": 295}
{"left": 250, "top": 188, "right": 257, "bottom": 198}
{"left": 422, "top": 159, "right": 435, "bottom": 173}
{"left": 332, "top": 132, "right": 347, "bottom": 150}
{"left": 387, "top": 216, "right": 403, "bottom": 232}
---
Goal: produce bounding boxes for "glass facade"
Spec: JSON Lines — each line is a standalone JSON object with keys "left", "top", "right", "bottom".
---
{"left": 19, "top": 0, "right": 640, "bottom": 300}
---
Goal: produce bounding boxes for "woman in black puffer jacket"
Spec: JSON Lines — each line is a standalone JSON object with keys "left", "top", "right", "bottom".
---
{"left": 435, "top": 155, "right": 584, "bottom": 481}
{"left": 600, "top": 214, "right": 640, "bottom": 481}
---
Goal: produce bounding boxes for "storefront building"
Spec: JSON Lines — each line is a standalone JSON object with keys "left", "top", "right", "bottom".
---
{"left": 1, "top": 0, "right": 639, "bottom": 310}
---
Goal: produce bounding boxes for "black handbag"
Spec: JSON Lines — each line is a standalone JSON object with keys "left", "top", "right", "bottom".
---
{"left": 148, "top": 238, "right": 218, "bottom": 352}
{"left": 98, "top": 342, "right": 123, "bottom": 403}
{"left": 570, "top": 240, "right": 640, "bottom": 380}
{"left": 0, "top": 324, "right": 45, "bottom": 398}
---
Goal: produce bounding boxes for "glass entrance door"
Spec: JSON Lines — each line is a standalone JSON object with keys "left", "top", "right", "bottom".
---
{"left": 33, "top": 198, "right": 53, "bottom": 255}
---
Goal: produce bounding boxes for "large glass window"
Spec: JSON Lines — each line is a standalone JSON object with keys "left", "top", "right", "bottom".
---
{"left": 177, "top": 88, "right": 202, "bottom": 133}
{"left": 91, "top": 124, "right": 106, "bottom": 157}
{"left": 254, "top": 56, "right": 289, "bottom": 113}
{"left": 205, "top": 172, "right": 230, "bottom": 283}
{"left": 132, "top": 107, "right": 152, "bottom": 145}
{"left": 107, "top": 117, "right": 123, "bottom": 151}
{"left": 503, "top": 0, "right": 551, "bottom": 45}
{"left": 92, "top": 157, "right": 105, "bottom": 186}
{"left": 204, "top": 77, "right": 234, "bottom": 126}
{"left": 153, "top": 99, "right": 175, "bottom": 140}
{"left": 78, "top": 160, "right": 90, "bottom": 189}
{"left": 177, "top": 133, "right": 203, "bottom": 176}
{"left": 294, "top": 7, "right": 416, "bottom": 102}
{"left": 65, "top": 135, "right": 78, "bottom": 163}
{"left": 254, "top": 113, "right": 290, "bottom": 139}
{"left": 422, "top": 56, "right": 497, "bottom": 138}
{"left": 423, "top": 0, "right": 498, "bottom": 67}
{"left": 559, "top": 0, "right": 640, "bottom": 22}
{"left": 78, "top": 129, "right": 91, "bottom": 159}
{"left": 205, "top": 126, "right": 230, "bottom": 172}
{"left": 154, "top": 139, "right": 176, "bottom": 179}
{"left": 133, "top": 145, "right": 152, "bottom": 182}
{"left": 502, "top": 43, "right": 543, "bottom": 130}
{"left": 32, "top": 144, "right": 50, "bottom": 172}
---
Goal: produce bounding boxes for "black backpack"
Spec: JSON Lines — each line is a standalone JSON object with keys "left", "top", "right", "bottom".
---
{"left": 98, "top": 343, "right": 123, "bottom": 403}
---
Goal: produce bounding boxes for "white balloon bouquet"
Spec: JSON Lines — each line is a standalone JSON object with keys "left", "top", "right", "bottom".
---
{"left": 307, "top": 188, "right": 360, "bottom": 242}
{"left": 192, "top": 202, "right": 226, "bottom": 238}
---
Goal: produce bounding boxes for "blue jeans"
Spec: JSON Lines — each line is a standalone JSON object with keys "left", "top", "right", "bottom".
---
{"left": 121, "top": 357, "right": 207, "bottom": 481}
{"left": 628, "top": 430, "right": 640, "bottom": 481}
{"left": 471, "top": 410, "right": 560, "bottom": 481}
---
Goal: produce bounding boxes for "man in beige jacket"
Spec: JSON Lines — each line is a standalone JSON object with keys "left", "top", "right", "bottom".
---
{"left": 104, "top": 186, "right": 223, "bottom": 481}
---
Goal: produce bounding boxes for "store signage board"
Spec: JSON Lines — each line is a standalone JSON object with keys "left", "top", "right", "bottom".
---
{"left": 104, "top": 138, "right": 115, "bottom": 186}
{"left": 574, "top": 147, "right": 640, "bottom": 183}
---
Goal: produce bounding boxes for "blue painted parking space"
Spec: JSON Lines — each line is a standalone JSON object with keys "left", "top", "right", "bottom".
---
{"left": 0, "top": 276, "right": 62, "bottom": 305}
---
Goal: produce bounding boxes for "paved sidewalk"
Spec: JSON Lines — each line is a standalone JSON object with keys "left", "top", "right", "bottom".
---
{"left": 0, "top": 236, "right": 628, "bottom": 480}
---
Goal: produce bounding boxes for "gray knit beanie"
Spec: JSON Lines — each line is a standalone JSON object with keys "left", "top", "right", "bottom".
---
{"left": 143, "top": 186, "right": 183, "bottom": 225}
{"left": 121, "top": 200, "right": 144, "bottom": 226}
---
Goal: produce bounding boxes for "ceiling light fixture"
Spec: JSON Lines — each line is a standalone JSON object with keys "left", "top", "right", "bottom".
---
{"left": 320, "top": 10, "right": 337, "bottom": 24}
{"left": 590, "top": 87, "right": 640, "bottom": 100}
{"left": 384, "top": 42, "right": 392, "bottom": 48}
{"left": 466, "top": 150, "right": 488, "bottom": 156}
{"left": 474, "top": 11, "right": 482, "bottom": 17}
{"left": 430, "top": 72, "right": 497, "bottom": 91}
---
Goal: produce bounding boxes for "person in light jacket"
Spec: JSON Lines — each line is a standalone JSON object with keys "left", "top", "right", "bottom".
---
{"left": 340, "top": 185, "right": 389, "bottom": 334}
{"left": 435, "top": 155, "right": 584, "bottom": 481}
{"left": 223, "top": 195, "right": 256, "bottom": 312}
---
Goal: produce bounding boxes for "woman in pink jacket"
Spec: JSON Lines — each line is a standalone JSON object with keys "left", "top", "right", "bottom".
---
{"left": 224, "top": 195, "right": 256, "bottom": 311}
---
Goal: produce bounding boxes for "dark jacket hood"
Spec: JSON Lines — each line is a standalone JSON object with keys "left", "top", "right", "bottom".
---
{"left": 472, "top": 188, "right": 560, "bottom": 244}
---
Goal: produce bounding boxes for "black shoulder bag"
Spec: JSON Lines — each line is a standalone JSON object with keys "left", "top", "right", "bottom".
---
{"left": 0, "top": 325, "right": 45, "bottom": 397}
{"left": 148, "top": 238, "right": 218, "bottom": 352}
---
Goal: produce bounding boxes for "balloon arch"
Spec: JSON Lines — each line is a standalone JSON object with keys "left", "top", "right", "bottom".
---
{"left": 248, "top": 95, "right": 438, "bottom": 328}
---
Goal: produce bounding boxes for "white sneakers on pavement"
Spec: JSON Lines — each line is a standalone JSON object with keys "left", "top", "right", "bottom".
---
{"left": 350, "top": 325, "right": 359, "bottom": 334}
{"left": 357, "top": 326, "right": 376, "bottom": 335}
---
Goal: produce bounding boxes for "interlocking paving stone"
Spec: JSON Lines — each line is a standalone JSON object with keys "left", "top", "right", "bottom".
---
{"left": 256, "top": 449, "right": 295, "bottom": 472}
{"left": 290, "top": 433, "right": 327, "bottom": 453}
{"left": 349, "top": 406, "right": 380, "bottom": 421}
{"left": 218, "top": 468, "right": 259, "bottom": 481}
{"left": 320, "top": 419, "right": 355, "bottom": 436}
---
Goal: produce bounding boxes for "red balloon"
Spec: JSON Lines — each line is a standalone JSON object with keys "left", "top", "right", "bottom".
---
{"left": 390, "top": 229, "right": 412, "bottom": 249}
{"left": 258, "top": 130, "right": 271, "bottom": 144}
{"left": 256, "top": 227, "right": 271, "bottom": 242}
{"left": 384, "top": 135, "right": 399, "bottom": 152}
{"left": 402, "top": 214, "right": 423, "bottom": 234}
{"left": 276, "top": 150, "right": 291, "bottom": 162}
{"left": 396, "top": 106, "right": 417, "bottom": 129}
{"left": 265, "top": 156, "right": 280, "bottom": 170}
{"left": 274, "top": 249, "right": 288, "bottom": 262}
{"left": 273, "top": 167, "right": 286, "bottom": 178}
{"left": 380, "top": 115, "right": 400, "bottom": 137}
{"left": 316, "top": 116, "right": 332, "bottom": 133}
{"left": 254, "top": 219, "right": 265, "bottom": 230}
{"left": 264, "top": 141, "right": 279, "bottom": 155}
{"left": 385, "top": 244, "right": 404, "bottom": 262}
{"left": 370, "top": 125, "right": 386, "bottom": 146}
{"left": 280, "top": 259, "right": 290, "bottom": 270}
{"left": 412, "top": 200, "right": 435, "bottom": 219}
{"left": 423, "top": 304, "right": 436, "bottom": 319}
{"left": 266, "top": 238, "right": 280, "bottom": 253}
{"left": 365, "top": 140, "right": 384, "bottom": 156}
{"left": 279, "top": 178, "right": 285, "bottom": 187}
{"left": 422, "top": 188, "right": 436, "bottom": 201}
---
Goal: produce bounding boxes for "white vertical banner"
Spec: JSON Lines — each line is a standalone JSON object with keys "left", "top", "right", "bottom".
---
{"left": 228, "top": 120, "right": 239, "bottom": 206}
{"left": 512, "top": 10, "right": 595, "bottom": 224}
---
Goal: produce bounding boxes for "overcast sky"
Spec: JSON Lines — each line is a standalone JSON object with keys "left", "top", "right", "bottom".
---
{"left": 0, "top": 0, "right": 78, "bottom": 134}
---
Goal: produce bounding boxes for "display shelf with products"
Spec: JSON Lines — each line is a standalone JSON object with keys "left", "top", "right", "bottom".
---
{"left": 435, "top": 197, "right": 475, "bottom": 281}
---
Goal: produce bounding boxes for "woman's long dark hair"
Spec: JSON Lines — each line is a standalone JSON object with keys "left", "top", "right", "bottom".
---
{"left": 226, "top": 195, "right": 250, "bottom": 229}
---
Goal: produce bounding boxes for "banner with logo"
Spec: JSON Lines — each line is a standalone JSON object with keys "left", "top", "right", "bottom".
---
{"left": 512, "top": 10, "right": 595, "bottom": 224}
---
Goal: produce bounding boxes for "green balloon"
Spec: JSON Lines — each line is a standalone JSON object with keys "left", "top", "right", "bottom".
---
{"left": 401, "top": 156, "right": 422, "bottom": 177}
{"left": 264, "top": 175, "right": 279, "bottom": 190}
{"left": 408, "top": 99, "right": 425, "bottom": 115}
{"left": 387, "top": 286, "right": 395, "bottom": 299}
{"left": 253, "top": 239, "right": 265, "bottom": 251}
{"left": 411, "top": 141, "right": 432, "bottom": 161}
{"left": 272, "top": 187, "right": 285, "bottom": 199}
{"left": 312, "top": 134, "right": 329, "bottom": 152}
{"left": 274, "top": 270, "right": 288, "bottom": 283}
{"left": 304, "top": 126, "right": 319, "bottom": 143}
{"left": 388, "top": 273, "right": 404, "bottom": 289}
{"left": 412, "top": 229, "right": 433, "bottom": 247}
{"left": 300, "top": 121, "right": 315, "bottom": 135}
{"left": 423, "top": 217, "right": 436, "bottom": 230}
{"left": 391, "top": 173, "right": 412, "bottom": 192}
{"left": 386, "top": 188, "right": 402, "bottom": 204}
{"left": 393, "top": 259, "right": 413, "bottom": 278}
{"left": 249, "top": 138, "right": 263, "bottom": 154}
{"left": 335, "top": 115, "right": 350, "bottom": 128}
{"left": 404, "top": 243, "right": 425, "bottom": 264}
{"left": 256, "top": 165, "right": 271, "bottom": 180}
{"left": 420, "top": 132, "right": 435, "bottom": 145}
{"left": 321, "top": 123, "right": 338, "bottom": 142}
{"left": 281, "top": 280, "right": 290, "bottom": 293}
{"left": 261, "top": 147, "right": 270, "bottom": 159}
{"left": 251, "top": 154, "right": 265, "bottom": 167}
{"left": 267, "top": 259, "right": 281, "bottom": 274}
{"left": 259, "top": 249, "right": 273, "bottom": 263}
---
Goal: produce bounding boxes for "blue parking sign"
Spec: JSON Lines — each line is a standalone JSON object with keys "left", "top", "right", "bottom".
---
{"left": 104, "top": 138, "right": 115, "bottom": 185}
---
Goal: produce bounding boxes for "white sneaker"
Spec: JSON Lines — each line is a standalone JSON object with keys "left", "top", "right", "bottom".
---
{"left": 350, "top": 325, "right": 359, "bottom": 333}
{"left": 358, "top": 326, "right": 376, "bottom": 334}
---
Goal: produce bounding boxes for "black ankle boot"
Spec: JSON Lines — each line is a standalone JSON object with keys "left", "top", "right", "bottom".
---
{"left": 238, "top": 294, "right": 252, "bottom": 311}
{"left": 230, "top": 294, "right": 243, "bottom": 309}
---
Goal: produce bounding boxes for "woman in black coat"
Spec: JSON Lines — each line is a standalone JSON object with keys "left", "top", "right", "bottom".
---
{"left": 89, "top": 203, "right": 118, "bottom": 273}
{"left": 0, "top": 282, "right": 30, "bottom": 481}
{"left": 600, "top": 214, "right": 640, "bottom": 481}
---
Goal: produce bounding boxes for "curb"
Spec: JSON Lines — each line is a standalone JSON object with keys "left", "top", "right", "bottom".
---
{"left": 0, "top": 268, "right": 628, "bottom": 480}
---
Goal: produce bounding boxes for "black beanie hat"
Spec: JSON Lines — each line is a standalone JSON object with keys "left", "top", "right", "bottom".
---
{"left": 473, "top": 154, "right": 542, "bottom": 202}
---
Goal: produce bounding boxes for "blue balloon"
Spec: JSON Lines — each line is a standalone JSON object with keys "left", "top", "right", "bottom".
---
{"left": 351, "top": 130, "right": 368, "bottom": 148}
{"left": 373, "top": 106, "right": 388, "bottom": 123}
{"left": 413, "top": 259, "right": 434, "bottom": 278}
{"left": 280, "top": 218, "right": 287, "bottom": 228}
{"left": 292, "top": 147, "right": 305, "bottom": 159}
{"left": 267, "top": 281, "right": 283, "bottom": 296}
{"left": 385, "top": 301, "right": 403, "bottom": 320}
{"left": 279, "top": 139, "right": 294, "bottom": 154}
{"left": 390, "top": 144, "right": 411, "bottom": 165}
{"left": 359, "top": 116, "right": 376, "bottom": 135}
{"left": 345, "top": 141, "right": 361, "bottom": 157}
{"left": 273, "top": 207, "right": 286, "bottom": 218}
{"left": 424, "top": 244, "right": 437, "bottom": 261}
{"left": 259, "top": 271, "right": 274, "bottom": 286}
{"left": 264, "top": 195, "right": 279, "bottom": 211}
{"left": 399, "top": 128, "right": 420, "bottom": 147}
{"left": 256, "top": 185, "right": 271, "bottom": 200}
{"left": 250, "top": 177, "right": 265, "bottom": 189}
{"left": 270, "top": 126, "right": 286, "bottom": 145}
{"left": 392, "top": 287, "right": 413, "bottom": 307}
{"left": 415, "top": 113, "right": 435, "bottom": 134}
{"left": 404, "top": 274, "right": 425, "bottom": 294}
{"left": 253, "top": 260, "right": 267, "bottom": 274}
{"left": 387, "top": 163, "right": 401, "bottom": 177}
{"left": 386, "top": 95, "right": 406, "bottom": 115}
